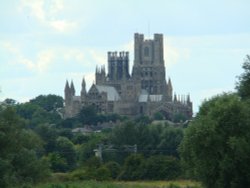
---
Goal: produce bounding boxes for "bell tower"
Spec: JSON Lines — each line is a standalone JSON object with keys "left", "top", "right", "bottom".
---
{"left": 132, "top": 33, "right": 166, "bottom": 94}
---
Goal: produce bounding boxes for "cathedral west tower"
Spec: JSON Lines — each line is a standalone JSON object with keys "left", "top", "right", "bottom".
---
{"left": 132, "top": 33, "right": 167, "bottom": 95}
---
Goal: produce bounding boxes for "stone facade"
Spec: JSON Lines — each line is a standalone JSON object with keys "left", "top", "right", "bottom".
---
{"left": 64, "top": 33, "right": 192, "bottom": 120}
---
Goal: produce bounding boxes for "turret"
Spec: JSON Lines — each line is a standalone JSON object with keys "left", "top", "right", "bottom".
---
{"left": 64, "top": 80, "right": 71, "bottom": 105}
{"left": 96, "top": 65, "right": 106, "bottom": 84}
{"left": 187, "top": 94, "right": 192, "bottom": 106}
{"left": 174, "top": 93, "right": 177, "bottom": 103}
{"left": 167, "top": 78, "right": 173, "bottom": 101}
{"left": 70, "top": 80, "right": 75, "bottom": 96}
{"left": 81, "top": 76, "right": 86, "bottom": 101}
{"left": 107, "top": 51, "right": 130, "bottom": 81}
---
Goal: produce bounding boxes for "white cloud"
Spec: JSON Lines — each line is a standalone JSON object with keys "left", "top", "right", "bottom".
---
{"left": 37, "top": 50, "right": 55, "bottom": 72}
{"left": 20, "top": 0, "right": 77, "bottom": 32}
{"left": 2, "top": 41, "right": 55, "bottom": 73}
{"left": 49, "top": 20, "right": 77, "bottom": 32}
{"left": 63, "top": 48, "right": 85, "bottom": 62}
{"left": 164, "top": 37, "right": 191, "bottom": 69}
{"left": 89, "top": 50, "right": 106, "bottom": 66}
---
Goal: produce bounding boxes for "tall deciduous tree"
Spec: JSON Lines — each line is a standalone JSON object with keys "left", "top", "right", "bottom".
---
{"left": 236, "top": 55, "right": 250, "bottom": 99}
{"left": 0, "top": 107, "right": 50, "bottom": 187}
{"left": 179, "top": 94, "right": 250, "bottom": 188}
{"left": 30, "top": 94, "right": 63, "bottom": 112}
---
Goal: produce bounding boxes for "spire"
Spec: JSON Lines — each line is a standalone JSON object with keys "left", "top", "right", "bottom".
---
{"left": 81, "top": 76, "right": 86, "bottom": 94}
{"left": 81, "top": 76, "right": 86, "bottom": 100}
{"left": 95, "top": 65, "right": 98, "bottom": 74}
{"left": 174, "top": 93, "right": 177, "bottom": 102}
{"left": 101, "top": 65, "right": 106, "bottom": 74}
{"left": 64, "top": 80, "right": 70, "bottom": 92}
{"left": 82, "top": 76, "right": 86, "bottom": 88}
{"left": 64, "top": 80, "right": 72, "bottom": 106}
{"left": 166, "top": 77, "right": 173, "bottom": 101}
{"left": 168, "top": 77, "right": 172, "bottom": 90}
{"left": 70, "top": 80, "right": 75, "bottom": 96}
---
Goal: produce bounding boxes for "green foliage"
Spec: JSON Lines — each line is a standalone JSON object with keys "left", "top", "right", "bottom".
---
{"left": 111, "top": 122, "right": 183, "bottom": 157}
{"left": 173, "top": 113, "right": 188, "bottom": 123}
{"left": 54, "top": 136, "right": 77, "bottom": 171}
{"left": 48, "top": 153, "right": 68, "bottom": 172}
{"left": 117, "top": 154, "right": 181, "bottom": 181}
{"left": 111, "top": 121, "right": 137, "bottom": 146}
{"left": 79, "top": 134, "right": 106, "bottom": 163}
{"left": 119, "top": 154, "right": 145, "bottom": 180}
{"left": 3, "top": 98, "right": 18, "bottom": 106}
{"left": 30, "top": 94, "right": 63, "bottom": 112}
{"left": 76, "top": 105, "right": 122, "bottom": 126}
{"left": 15, "top": 102, "right": 61, "bottom": 127}
{"left": 104, "top": 161, "right": 121, "bottom": 179}
{"left": 15, "top": 94, "right": 63, "bottom": 128}
{"left": 95, "top": 166, "right": 111, "bottom": 181}
{"left": 180, "top": 93, "right": 250, "bottom": 187}
{"left": 144, "top": 155, "right": 181, "bottom": 180}
{"left": 0, "top": 107, "right": 50, "bottom": 187}
{"left": 154, "top": 112, "right": 164, "bottom": 120}
{"left": 158, "top": 126, "right": 183, "bottom": 157}
{"left": 35, "top": 180, "right": 201, "bottom": 188}
{"left": 35, "top": 124, "right": 58, "bottom": 153}
{"left": 77, "top": 105, "right": 97, "bottom": 125}
{"left": 236, "top": 55, "right": 250, "bottom": 99}
{"left": 72, "top": 133, "right": 90, "bottom": 145}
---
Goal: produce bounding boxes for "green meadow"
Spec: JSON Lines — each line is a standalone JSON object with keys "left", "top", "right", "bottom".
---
{"left": 35, "top": 180, "right": 201, "bottom": 188}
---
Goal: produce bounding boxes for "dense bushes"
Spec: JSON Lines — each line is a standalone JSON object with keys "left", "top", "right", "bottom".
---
{"left": 0, "top": 107, "right": 50, "bottom": 187}
{"left": 69, "top": 154, "right": 181, "bottom": 181}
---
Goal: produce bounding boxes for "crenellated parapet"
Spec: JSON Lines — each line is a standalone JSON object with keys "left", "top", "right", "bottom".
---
{"left": 107, "top": 51, "right": 130, "bottom": 81}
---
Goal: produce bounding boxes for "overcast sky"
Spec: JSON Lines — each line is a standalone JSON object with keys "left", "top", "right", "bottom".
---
{"left": 1, "top": 0, "right": 250, "bottom": 113}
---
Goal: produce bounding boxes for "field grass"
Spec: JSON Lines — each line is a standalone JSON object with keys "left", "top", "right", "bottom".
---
{"left": 35, "top": 180, "right": 202, "bottom": 188}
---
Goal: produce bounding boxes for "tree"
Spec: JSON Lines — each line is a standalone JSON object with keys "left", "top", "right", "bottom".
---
{"left": 55, "top": 136, "right": 77, "bottom": 171}
{"left": 236, "top": 55, "right": 250, "bottom": 99}
{"left": 144, "top": 155, "right": 181, "bottom": 180}
{"left": 0, "top": 107, "right": 50, "bottom": 187}
{"left": 77, "top": 105, "right": 98, "bottom": 125}
{"left": 30, "top": 94, "right": 63, "bottom": 112}
{"left": 158, "top": 126, "right": 183, "bottom": 157}
{"left": 153, "top": 112, "right": 164, "bottom": 120}
{"left": 3, "top": 98, "right": 18, "bottom": 106}
{"left": 111, "top": 121, "right": 137, "bottom": 146}
{"left": 119, "top": 154, "right": 145, "bottom": 180}
{"left": 179, "top": 93, "right": 250, "bottom": 188}
{"left": 104, "top": 161, "right": 121, "bottom": 179}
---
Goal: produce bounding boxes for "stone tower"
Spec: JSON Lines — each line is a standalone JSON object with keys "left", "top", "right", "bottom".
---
{"left": 95, "top": 65, "right": 106, "bottom": 85}
{"left": 132, "top": 33, "right": 167, "bottom": 95}
{"left": 107, "top": 51, "right": 130, "bottom": 81}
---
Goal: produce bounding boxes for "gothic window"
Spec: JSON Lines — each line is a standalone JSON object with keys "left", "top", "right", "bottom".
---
{"left": 144, "top": 47, "right": 149, "bottom": 57}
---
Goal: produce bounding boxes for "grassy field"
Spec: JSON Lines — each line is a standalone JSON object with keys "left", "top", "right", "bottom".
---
{"left": 35, "top": 180, "right": 202, "bottom": 188}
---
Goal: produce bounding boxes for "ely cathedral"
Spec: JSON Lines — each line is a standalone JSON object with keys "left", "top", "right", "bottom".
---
{"left": 64, "top": 33, "right": 192, "bottom": 120}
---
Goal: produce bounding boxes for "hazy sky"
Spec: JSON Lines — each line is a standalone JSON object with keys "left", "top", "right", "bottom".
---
{"left": 1, "top": 0, "right": 250, "bottom": 113}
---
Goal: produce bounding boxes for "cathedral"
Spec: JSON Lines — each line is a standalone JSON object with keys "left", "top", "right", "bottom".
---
{"left": 64, "top": 33, "right": 192, "bottom": 120}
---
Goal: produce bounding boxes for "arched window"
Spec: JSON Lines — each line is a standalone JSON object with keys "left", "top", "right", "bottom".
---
{"left": 144, "top": 46, "right": 149, "bottom": 57}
